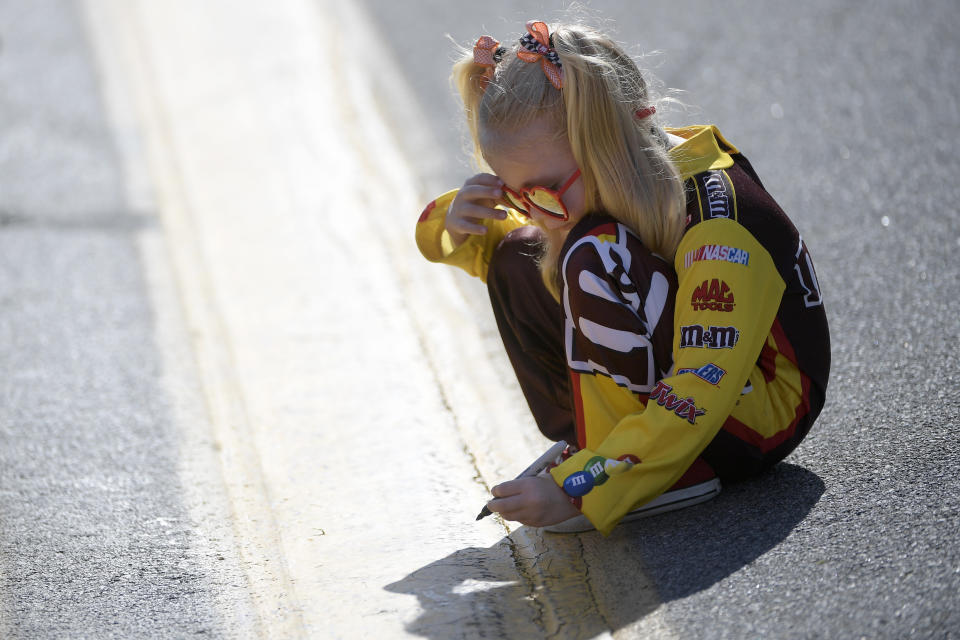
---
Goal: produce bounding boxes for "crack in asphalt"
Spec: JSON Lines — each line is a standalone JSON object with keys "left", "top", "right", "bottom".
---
{"left": 513, "top": 529, "right": 618, "bottom": 638}
{"left": 504, "top": 530, "right": 549, "bottom": 634}
{"left": 575, "top": 535, "right": 614, "bottom": 634}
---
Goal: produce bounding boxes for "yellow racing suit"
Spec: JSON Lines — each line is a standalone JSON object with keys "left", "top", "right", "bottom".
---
{"left": 416, "top": 126, "right": 830, "bottom": 534}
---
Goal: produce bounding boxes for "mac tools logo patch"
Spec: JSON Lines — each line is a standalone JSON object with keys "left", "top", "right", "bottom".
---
{"left": 690, "top": 279, "right": 735, "bottom": 312}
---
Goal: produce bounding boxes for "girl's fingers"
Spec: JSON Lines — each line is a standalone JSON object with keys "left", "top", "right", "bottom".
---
{"left": 446, "top": 174, "right": 508, "bottom": 240}
{"left": 491, "top": 479, "right": 525, "bottom": 498}
{"left": 459, "top": 202, "right": 507, "bottom": 221}
{"left": 459, "top": 183, "right": 505, "bottom": 203}
{"left": 464, "top": 173, "right": 504, "bottom": 188}
{"left": 448, "top": 205, "right": 507, "bottom": 236}
{"left": 486, "top": 495, "right": 527, "bottom": 520}
{"left": 487, "top": 481, "right": 525, "bottom": 517}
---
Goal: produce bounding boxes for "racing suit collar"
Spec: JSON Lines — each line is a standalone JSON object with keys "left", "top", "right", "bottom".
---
{"left": 666, "top": 125, "right": 739, "bottom": 180}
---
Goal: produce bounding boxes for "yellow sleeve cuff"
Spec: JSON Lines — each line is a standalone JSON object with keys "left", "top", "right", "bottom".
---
{"left": 414, "top": 189, "right": 528, "bottom": 282}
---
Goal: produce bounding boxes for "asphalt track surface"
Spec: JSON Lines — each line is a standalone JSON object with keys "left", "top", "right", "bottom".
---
{"left": 0, "top": 0, "right": 957, "bottom": 638}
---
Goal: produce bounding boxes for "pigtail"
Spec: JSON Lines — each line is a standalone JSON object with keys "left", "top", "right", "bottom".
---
{"left": 553, "top": 28, "right": 686, "bottom": 262}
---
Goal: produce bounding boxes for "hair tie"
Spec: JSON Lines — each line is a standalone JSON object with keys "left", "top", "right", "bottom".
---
{"left": 516, "top": 21, "right": 563, "bottom": 90}
{"left": 635, "top": 105, "right": 657, "bottom": 119}
{"left": 474, "top": 36, "right": 506, "bottom": 89}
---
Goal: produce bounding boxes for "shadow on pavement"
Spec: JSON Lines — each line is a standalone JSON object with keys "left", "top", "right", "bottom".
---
{"left": 386, "top": 463, "right": 823, "bottom": 638}
{"left": 590, "top": 462, "right": 825, "bottom": 631}
{"left": 384, "top": 537, "right": 561, "bottom": 638}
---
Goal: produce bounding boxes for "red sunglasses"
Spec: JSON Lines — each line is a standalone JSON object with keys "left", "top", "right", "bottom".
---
{"left": 502, "top": 168, "right": 581, "bottom": 221}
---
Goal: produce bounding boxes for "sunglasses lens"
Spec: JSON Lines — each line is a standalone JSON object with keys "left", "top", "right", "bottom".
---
{"left": 527, "top": 189, "right": 567, "bottom": 219}
{"left": 503, "top": 190, "right": 529, "bottom": 215}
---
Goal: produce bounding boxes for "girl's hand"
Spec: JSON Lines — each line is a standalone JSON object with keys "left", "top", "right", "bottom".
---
{"left": 446, "top": 173, "right": 508, "bottom": 247}
{"left": 486, "top": 475, "right": 580, "bottom": 527}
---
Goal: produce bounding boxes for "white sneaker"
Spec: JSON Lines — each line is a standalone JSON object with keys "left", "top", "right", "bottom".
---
{"left": 543, "top": 476, "right": 721, "bottom": 534}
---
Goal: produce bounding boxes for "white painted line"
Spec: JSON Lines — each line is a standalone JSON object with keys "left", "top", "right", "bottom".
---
{"left": 83, "top": 1, "right": 306, "bottom": 636}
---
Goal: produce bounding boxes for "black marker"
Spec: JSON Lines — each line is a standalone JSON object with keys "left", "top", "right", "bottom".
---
{"left": 476, "top": 440, "right": 569, "bottom": 520}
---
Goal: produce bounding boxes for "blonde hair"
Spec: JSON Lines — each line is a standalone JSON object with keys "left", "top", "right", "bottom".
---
{"left": 452, "top": 23, "right": 686, "bottom": 297}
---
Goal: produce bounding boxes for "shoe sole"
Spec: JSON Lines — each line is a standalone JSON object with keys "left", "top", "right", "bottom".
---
{"left": 543, "top": 477, "right": 721, "bottom": 534}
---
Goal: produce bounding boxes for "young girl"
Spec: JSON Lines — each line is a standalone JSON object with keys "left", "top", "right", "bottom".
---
{"left": 416, "top": 20, "right": 830, "bottom": 535}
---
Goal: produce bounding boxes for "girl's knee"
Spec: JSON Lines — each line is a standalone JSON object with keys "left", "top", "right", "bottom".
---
{"left": 489, "top": 226, "right": 544, "bottom": 288}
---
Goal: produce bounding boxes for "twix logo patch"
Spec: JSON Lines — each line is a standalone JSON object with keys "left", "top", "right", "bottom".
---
{"left": 649, "top": 381, "right": 705, "bottom": 424}
{"left": 691, "top": 279, "right": 735, "bottom": 312}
